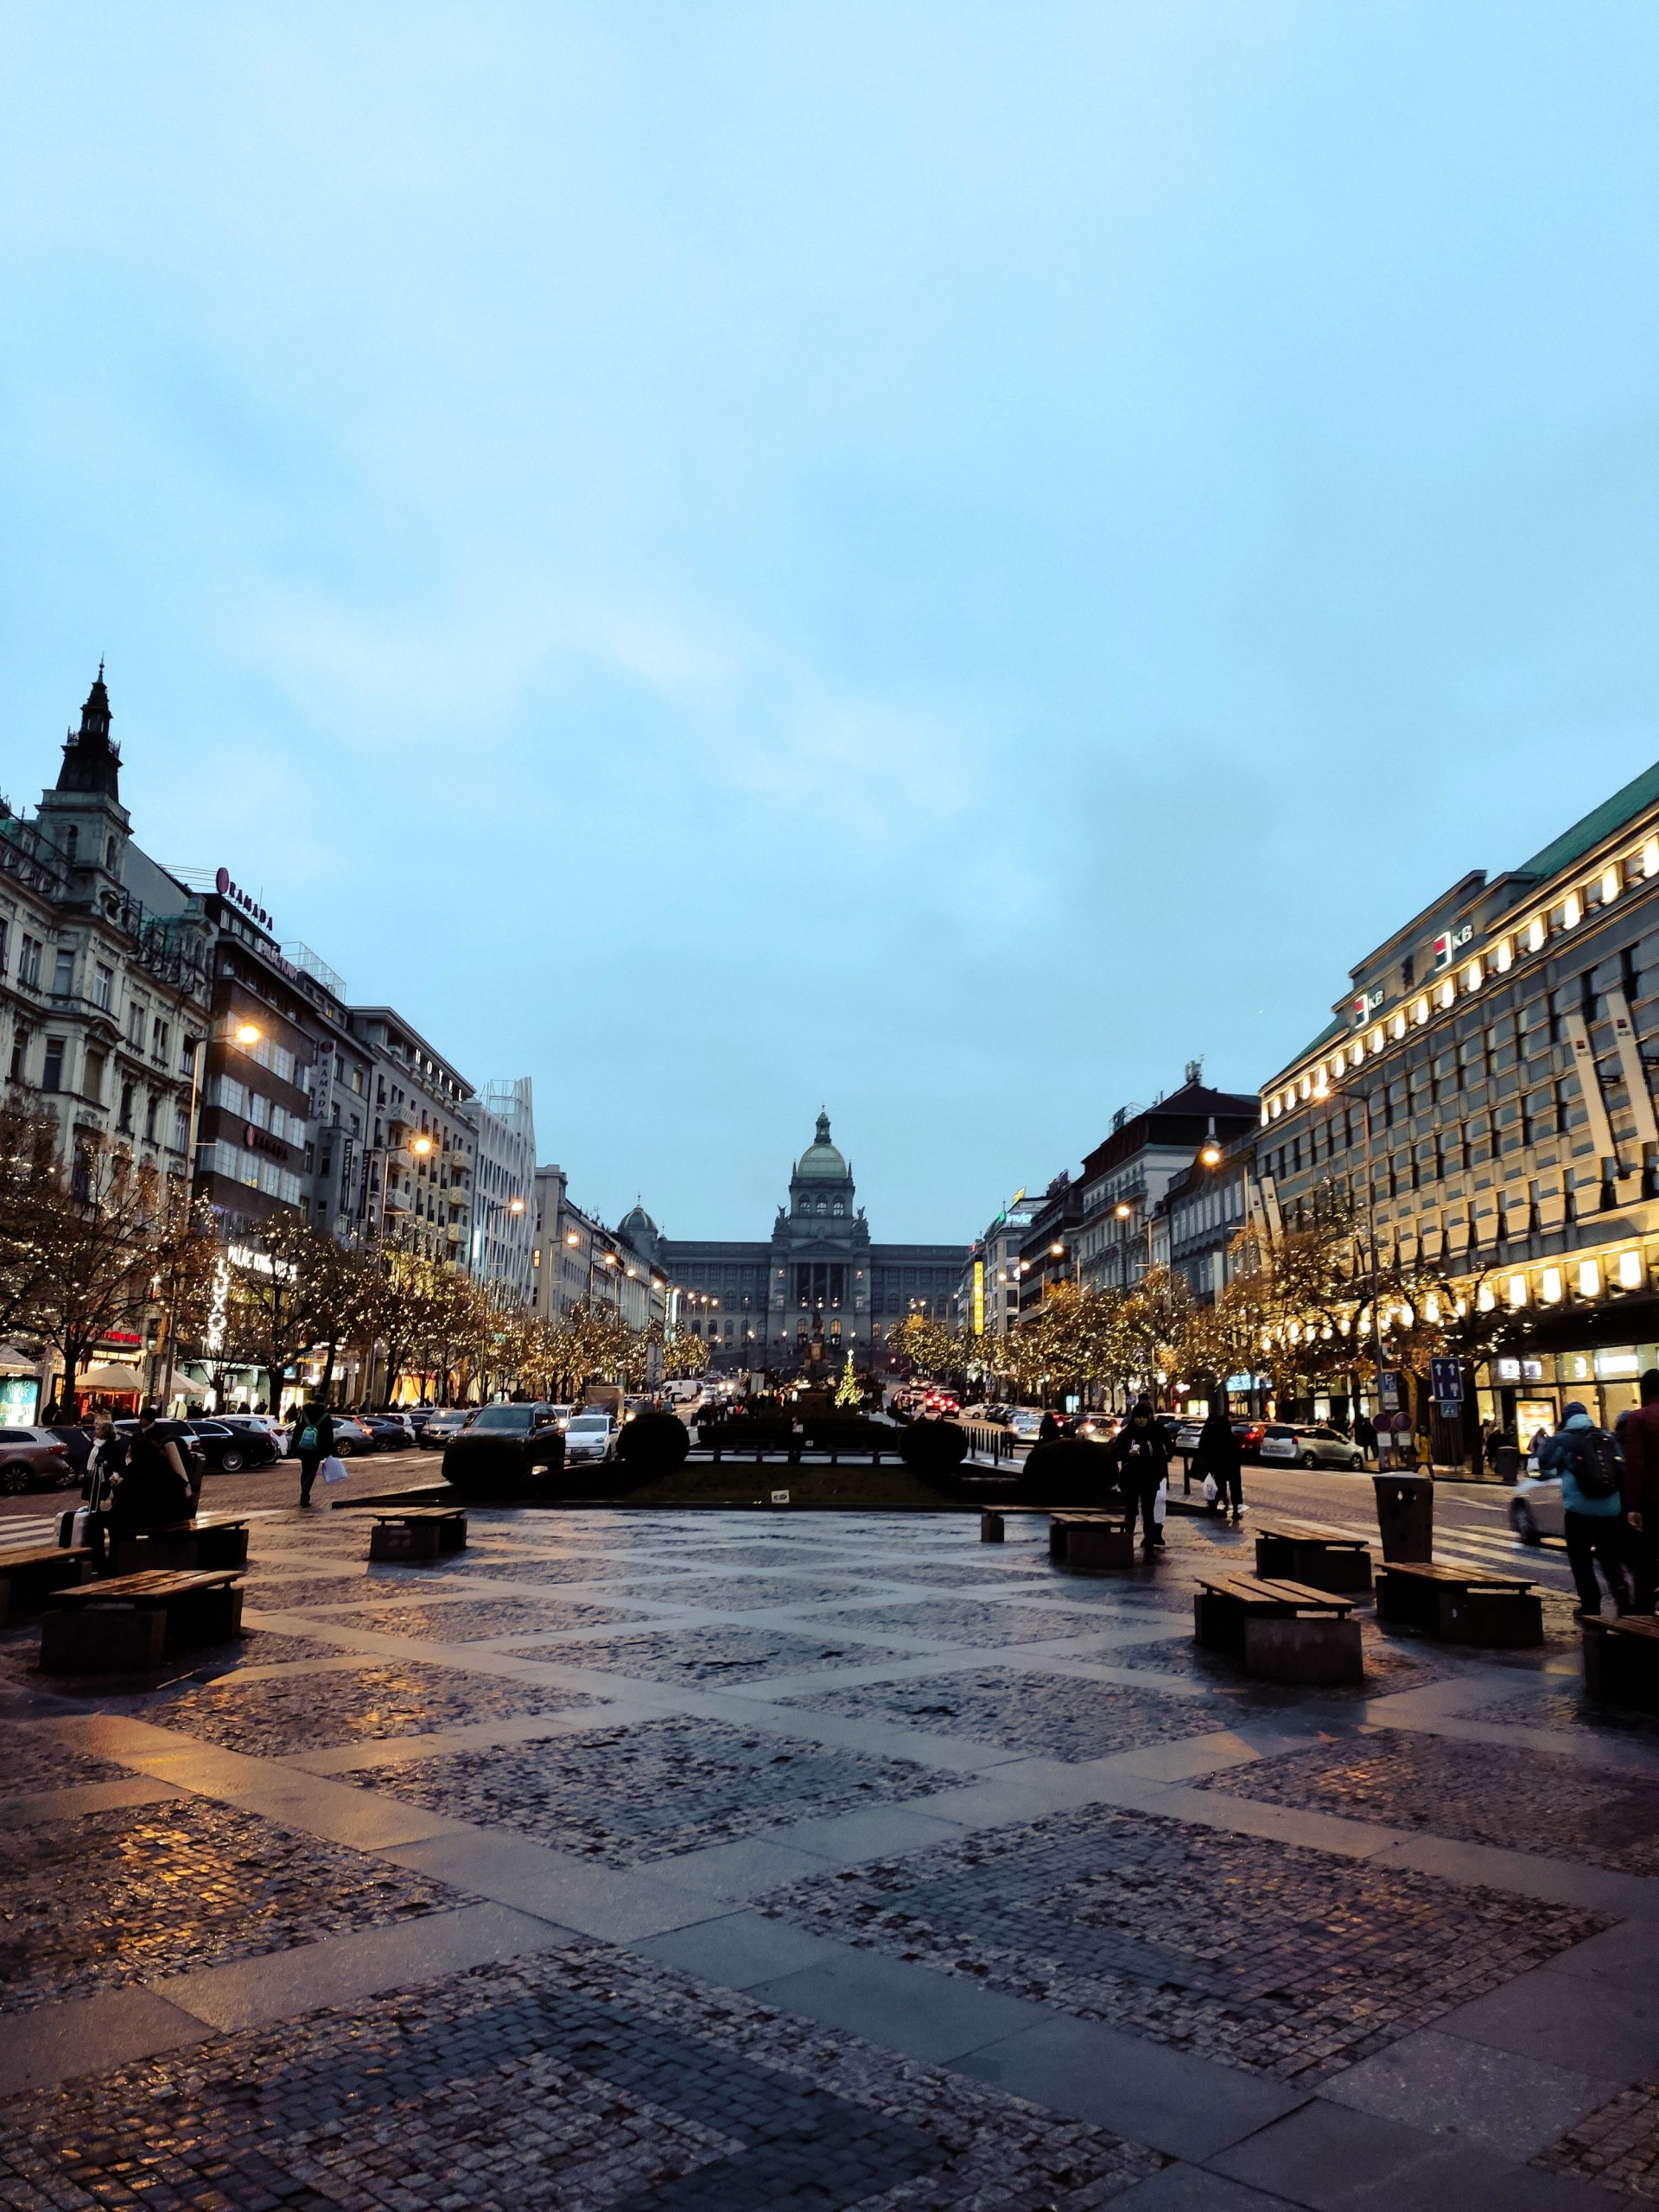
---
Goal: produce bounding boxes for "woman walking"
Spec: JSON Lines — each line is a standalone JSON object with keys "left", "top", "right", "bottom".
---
{"left": 289, "top": 1398, "right": 335, "bottom": 1507}
{"left": 1192, "top": 1406, "right": 1244, "bottom": 1523}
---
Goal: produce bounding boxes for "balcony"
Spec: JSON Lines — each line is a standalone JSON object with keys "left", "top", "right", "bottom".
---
{"left": 383, "top": 1187, "right": 411, "bottom": 1215}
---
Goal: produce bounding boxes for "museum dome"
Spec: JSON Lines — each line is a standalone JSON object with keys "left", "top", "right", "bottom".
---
{"left": 795, "top": 1110, "right": 849, "bottom": 1183}
{"left": 618, "top": 1200, "right": 658, "bottom": 1238}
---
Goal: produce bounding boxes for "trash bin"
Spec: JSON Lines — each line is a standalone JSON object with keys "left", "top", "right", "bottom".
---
{"left": 1373, "top": 1472, "right": 1433, "bottom": 1563}
{"left": 1495, "top": 1444, "right": 1520, "bottom": 1487}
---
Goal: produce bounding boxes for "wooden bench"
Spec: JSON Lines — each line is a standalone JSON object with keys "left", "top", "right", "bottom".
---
{"left": 1050, "top": 1511, "right": 1137, "bottom": 1572}
{"left": 1195, "top": 1571, "right": 1363, "bottom": 1683}
{"left": 1254, "top": 1521, "right": 1375, "bottom": 1595}
{"left": 1581, "top": 1614, "right": 1659, "bottom": 1710}
{"left": 41, "top": 1568, "right": 244, "bottom": 1673}
{"left": 370, "top": 1505, "right": 468, "bottom": 1562}
{"left": 111, "top": 1515, "right": 251, "bottom": 1576}
{"left": 0, "top": 1545, "right": 91, "bottom": 1625}
{"left": 1375, "top": 1560, "right": 1542, "bottom": 1646}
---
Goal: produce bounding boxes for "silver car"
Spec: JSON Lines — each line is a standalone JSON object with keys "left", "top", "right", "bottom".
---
{"left": 1509, "top": 1469, "right": 1566, "bottom": 1544}
{"left": 1257, "top": 1422, "right": 1366, "bottom": 1471}
{"left": 419, "top": 1408, "right": 474, "bottom": 1449}
{"left": 563, "top": 1413, "right": 615, "bottom": 1465}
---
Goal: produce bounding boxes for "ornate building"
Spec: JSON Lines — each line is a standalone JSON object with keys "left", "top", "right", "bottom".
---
{"left": 653, "top": 1111, "right": 965, "bottom": 1372}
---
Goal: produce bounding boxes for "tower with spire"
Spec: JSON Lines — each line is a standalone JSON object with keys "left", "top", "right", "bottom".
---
{"left": 35, "top": 663, "right": 131, "bottom": 883}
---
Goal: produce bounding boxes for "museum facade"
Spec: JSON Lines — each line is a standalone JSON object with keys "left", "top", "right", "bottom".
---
{"left": 623, "top": 1113, "right": 965, "bottom": 1373}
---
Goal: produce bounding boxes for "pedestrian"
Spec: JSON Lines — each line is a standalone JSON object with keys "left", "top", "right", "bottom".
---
{"left": 289, "top": 1396, "right": 335, "bottom": 1507}
{"left": 1038, "top": 1409, "right": 1062, "bottom": 1445}
{"left": 1482, "top": 1419, "right": 1504, "bottom": 1474}
{"left": 108, "top": 1406, "right": 194, "bottom": 1546}
{"left": 1616, "top": 1370, "right": 1659, "bottom": 1615}
{"left": 1109, "top": 1398, "right": 1171, "bottom": 1554}
{"left": 81, "top": 1410, "right": 130, "bottom": 1570}
{"left": 1192, "top": 1405, "right": 1244, "bottom": 1523}
{"left": 1354, "top": 1411, "right": 1377, "bottom": 1465}
{"left": 1537, "top": 1400, "right": 1633, "bottom": 1619}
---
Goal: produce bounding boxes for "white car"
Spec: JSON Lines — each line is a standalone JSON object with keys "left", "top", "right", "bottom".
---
{"left": 1257, "top": 1422, "right": 1366, "bottom": 1471}
{"left": 563, "top": 1412, "right": 615, "bottom": 1465}
{"left": 1509, "top": 1469, "right": 1566, "bottom": 1543}
{"left": 1008, "top": 1408, "right": 1046, "bottom": 1443}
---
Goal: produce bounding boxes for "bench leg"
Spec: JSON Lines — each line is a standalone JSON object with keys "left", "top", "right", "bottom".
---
{"left": 168, "top": 1586, "right": 245, "bottom": 1649}
{"left": 1061, "top": 1525, "right": 1136, "bottom": 1572}
{"left": 1243, "top": 1615, "right": 1363, "bottom": 1685}
{"left": 980, "top": 1510, "right": 1004, "bottom": 1542}
{"left": 194, "top": 1529, "right": 250, "bottom": 1570}
{"left": 1583, "top": 1630, "right": 1659, "bottom": 1711}
{"left": 437, "top": 1518, "right": 467, "bottom": 1554}
{"left": 371, "top": 1525, "right": 442, "bottom": 1562}
{"left": 1435, "top": 1589, "right": 1544, "bottom": 1647}
{"left": 41, "top": 1605, "right": 168, "bottom": 1673}
{"left": 1195, "top": 1590, "right": 1243, "bottom": 1653}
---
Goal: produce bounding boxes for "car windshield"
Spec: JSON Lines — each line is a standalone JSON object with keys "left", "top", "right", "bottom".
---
{"left": 469, "top": 1407, "right": 534, "bottom": 1434}
{"left": 1265, "top": 1426, "right": 1295, "bottom": 1438}
{"left": 568, "top": 1415, "right": 608, "bottom": 1432}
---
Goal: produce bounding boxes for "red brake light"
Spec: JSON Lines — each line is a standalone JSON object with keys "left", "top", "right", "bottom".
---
{"left": 48, "top": 1443, "right": 67, "bottom": 1455}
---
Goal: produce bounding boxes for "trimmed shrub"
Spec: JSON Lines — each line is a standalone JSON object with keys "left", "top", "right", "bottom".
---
{"left": 1017, "top": 1436, "right": 1120, "bottom": 1509}
{"left": 616, "top": 1411, "right": 690, "bottom": 1473}
{"left": 899, "top": 1420, "right": 970, "bottom": 1484}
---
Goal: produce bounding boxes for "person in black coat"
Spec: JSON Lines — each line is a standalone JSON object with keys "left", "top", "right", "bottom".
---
{"left": 108, "top": 1408, "right": 193, "bottom": 1539}
{"left": 1192, "top": 1406, "right": 1244, "bottom": 1522}
{"left": 1109, "top": 1399, "right": 1171, "bottom": 1553}
{"left": 289, "top": 1400, "right": 335, "bottom": 1506}
{"left": 1038, "top": 1410, "right": 1063, "bottom": 1445}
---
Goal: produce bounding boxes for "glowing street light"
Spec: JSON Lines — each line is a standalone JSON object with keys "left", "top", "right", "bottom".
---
{"left": 233, "top": 1020, "right": 261, "bottom": 1046}
{"left": 1198, "top": 1143, "right": 1222, "bottom": 1166}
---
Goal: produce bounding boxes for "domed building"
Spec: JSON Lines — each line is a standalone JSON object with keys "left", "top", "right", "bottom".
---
{"left": 657, "top": 1110, "right": 966, "bottom": 1375}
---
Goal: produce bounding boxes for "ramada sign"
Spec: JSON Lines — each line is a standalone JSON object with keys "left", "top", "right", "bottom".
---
{"left": 214, "top": 867, "right": 273, "bottom": 931}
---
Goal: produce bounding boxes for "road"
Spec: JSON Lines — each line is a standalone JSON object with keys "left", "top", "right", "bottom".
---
{"left": 0, "top": 1446, "right": 437, "bottom": 1549}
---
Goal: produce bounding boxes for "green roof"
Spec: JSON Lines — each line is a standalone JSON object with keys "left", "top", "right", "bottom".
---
{"left": 1515, "top": 758, "right": 1659, "bottom": 883}
{"left": 1264, "top": 1014, "right": 1347, "bottom": 1091}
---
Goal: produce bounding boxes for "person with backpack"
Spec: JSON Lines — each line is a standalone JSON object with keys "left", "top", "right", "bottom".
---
{"left": 289, "top": 1397, "right": 335, "bottom": 1507}
{"left": 1538, "top": 1401, "right": 1633, "bottom": 1618}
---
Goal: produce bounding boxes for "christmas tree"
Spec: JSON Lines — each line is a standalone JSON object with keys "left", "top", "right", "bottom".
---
{"left": 835, "top": 1351, "right": 860, "bottom": 1408}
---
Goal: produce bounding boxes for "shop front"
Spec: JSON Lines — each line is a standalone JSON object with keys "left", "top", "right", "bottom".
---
{"left": 1478, "top": 1344, "right": 1651, "bottom": 1452}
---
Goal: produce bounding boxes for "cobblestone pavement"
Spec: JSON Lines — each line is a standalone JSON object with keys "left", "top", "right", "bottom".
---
{"left": 1199, "top": 1725, "right": 1659, "bottom": 1874}
{"left": 800, "top": 1596, "right": 1121, "bottom": 1645}
{"left": 353, "top": 1714, "right": 942, "bottom": 1864}
{"left": 0, "top": 1796, "right": 456, "bottom": 2012}
{"left": 781, "top": 1667, "right": 1228, "bottom": 1760}
{"left": 7, "top": 1502, "right": 1658, "bottom": 2208}
{"left": 147, "top": 1657, "right": 607, "bottom": 1754}
{"left": 505, "top": 1622, "right": 921, "bottom": 1680}
{"left": 0, "top": 1945, "right": 1160, "bottom": 2211}
{"left": 1538, "top": 2078, "right": 1659, "bottom": 2197}
{"left": 761, "top": 1802, "right": 1607, "bottom": 2082}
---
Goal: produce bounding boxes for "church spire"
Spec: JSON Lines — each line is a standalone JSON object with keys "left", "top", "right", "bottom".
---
{"left": 56, "top": 664, "right": 121, "bottom": 798}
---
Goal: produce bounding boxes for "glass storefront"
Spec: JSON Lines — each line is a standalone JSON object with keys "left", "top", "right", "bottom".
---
{"left": 1479, "top": 1344, "right": 1656, "bottom": 1447}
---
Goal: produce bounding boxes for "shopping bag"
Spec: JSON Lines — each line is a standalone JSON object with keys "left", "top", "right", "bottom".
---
{"left": 1202, "top": 1473, "right": 1218, "bottom": 1505}
{"left": 1153, "top": 1478, "right": 1167, "bottom": 1527}
{"left": 320, "top": 1454, "right": 349, "bottom": 1484}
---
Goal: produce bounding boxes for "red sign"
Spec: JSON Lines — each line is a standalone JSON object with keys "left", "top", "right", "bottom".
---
{"left": 245, "top": 1124, "right": 290, "bottom": 1162}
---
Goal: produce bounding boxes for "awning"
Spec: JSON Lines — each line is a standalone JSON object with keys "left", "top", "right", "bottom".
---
{"left": 77, "top": 1363, "right": 145, "bottom": 1392}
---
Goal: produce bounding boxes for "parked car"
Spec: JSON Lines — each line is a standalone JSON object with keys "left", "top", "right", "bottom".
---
{"left": 1007, "top": 1408, "right": 1046, "bottom": 1443}
{"left": 0, "top": 1427, "right": 75, "bottom": 1492}
{"left": 1232, "top": 1420, "right": 1267, "bottom": 1463}
{"left": 924, "top": 1390, "right": 960, "bottom": 1416}
{"left": 442, "top": 1402, "right": 566, "bottom": 1493}
{"left": 1509, "top": 1468, "right": 1566, "bottom": 1544}
{"left": 563, "top": 1411, "right": 616, "bottom": 1465}
{"left": 182, "top": 1418, "right": 278, "bottom": 1473}
{"left": 419, "top": 1408, "right": 474, "bottom": 1449}
{"left": 218, "top": 1414, "right": 292, "bottom": 1455}
{"left": 44, "top": 1424, "right": 95, "bottom": 1475}
{"left": 361, "top": 1415, "right": 416, "bottom": 1451}
{"left": 1074, "top": 1413, "right": 1120, "bottom": 1443}
{"left": 325, "top": 1416, "right": 376, "bottom": 1458}
{"left": 1257, "top": 1422, "right": 1366, "bottom": 1471}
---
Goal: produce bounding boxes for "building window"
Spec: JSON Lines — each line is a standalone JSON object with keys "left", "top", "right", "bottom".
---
{"left": 127, "top": 1000, "right": 144, "bottom": 1046}
{"left": 93, "top": 963, "right": 113, "bottom": 1011}
{"left": 51, "top": 948, "right": 73, "bottom": 996}
{"left": 151, "top": 1018, "right": 169, "bottom": 1063}
{"left": 84, "top": 1048, "right": 106, "bottom": 1104}
{"left": 0, "top": 918, "right": 8, "bottom": 976}
{"left": 9, "top": 1026, "right": 29, "bottom": 1081}
{"left": 118, "top": 1082, "right": 134, "bottom": 1131}
{"left": 41, "top": 1038, "right": 65, "bottom": 1092}
{"left": 144, "top": 1093, "right": 159, "bottom": 1141}
{"left": 19, "top": 935, "right": 42, "bottom": 989}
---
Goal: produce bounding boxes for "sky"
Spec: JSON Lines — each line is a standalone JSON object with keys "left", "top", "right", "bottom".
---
{"left": 3, "top": 3, "right": 1656, "bottom": 1243}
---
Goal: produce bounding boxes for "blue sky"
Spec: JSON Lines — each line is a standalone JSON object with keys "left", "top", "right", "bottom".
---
{"left": 3, "top": 3, "right": 1656, "bottom": 1241}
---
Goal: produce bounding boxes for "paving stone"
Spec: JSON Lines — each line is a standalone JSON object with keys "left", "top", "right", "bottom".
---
{"left": 1536, "top": 2075, "right": 1659, "bottom": 2196}
{"left": 507, "top": 1622, "right": 921, "bottom": 1681}
{"left": 145, "top": 1658, "right": 605, "bottom": 1756}
{"left": 1120, "top": 1630, "right": 1456, "bottom": 1704}
{"left": 0, "top": 1943, "right": 1162, "bottom": 2209}
{"left": 1467, "top": 1684, "right": 1659, "bottom": 1743}
{"left": 0, "top": 1719, "right": 127, "bottom": 1795}
{"left": 799, "top": 1599, "right": 1118, "bottom": 1646}
{"left": 782, "top": 1668, "right": 1226, "bottom": 1762}
{"left": 350, "top": 1714, "right": 941, "bottom": 1865}
{"left": 0, "top": 1796, "right": 459, "bottom": 2012}
{"left": 761, "top": 1800, "right": 1608, "bottom": 2083}
{"left": 318, "top": 1595, "right": 634, "bottom": 1641}
{"left": 1199, "top": 1726, "right": 1659, "bottom": 1875}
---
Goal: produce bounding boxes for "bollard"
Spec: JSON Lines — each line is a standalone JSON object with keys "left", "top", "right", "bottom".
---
{"left": 980, "top": 1510, "right": 1005, "bottom": 1543}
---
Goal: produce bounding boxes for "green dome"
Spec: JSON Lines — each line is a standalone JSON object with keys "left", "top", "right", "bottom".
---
{"left": 796, "top": 1111, "right": 849, "bottom": 1182}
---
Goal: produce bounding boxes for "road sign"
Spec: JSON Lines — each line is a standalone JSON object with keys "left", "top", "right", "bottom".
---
{"left": 1378, "top": 1370, "right": 1402, "bottom": 1413}
{"left": 1430, "top": 1357, "right": 1463, "bottom": 1403}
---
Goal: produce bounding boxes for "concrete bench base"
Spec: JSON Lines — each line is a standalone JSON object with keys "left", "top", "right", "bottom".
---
{"left": 1582, "top": 1618, "right": 1659, "bottom": 1709}
{"left": 370, "top": 1522, "right": 442, "bottom": 1562}
{"left": 980, "top": 1510, "right": 1004, "bottom": 1542}
{"left": 1255, "top": 1534, "right": 1373, "bottom": 1595}
{"left": 41, "top": 1606, "right": 168, "bottom": 1672}
{"left": 1057, "top": 1522, "right": 1137, "bottom": 1572}
{"left": 1243, "top": 1613, "right": 1363, "bottom": 1684}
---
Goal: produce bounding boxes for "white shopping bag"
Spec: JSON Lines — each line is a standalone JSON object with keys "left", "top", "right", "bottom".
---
{"left": 320, "top": 1454, "right": 349, "bottom": 1484}
{"left": 1154, "top": 1478, "right": 1167, "bottom": 1527}
{"left": 1202, "top": 1473, "right": 1218, "bottom": 1505}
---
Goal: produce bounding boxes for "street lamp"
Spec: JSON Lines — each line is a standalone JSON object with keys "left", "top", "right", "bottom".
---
{"left": 233, "top": 1020, "right": 262, "bottom": 1047}
{"left": 1199, "top": 1143, "right": 1222, "bottom": 1166}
